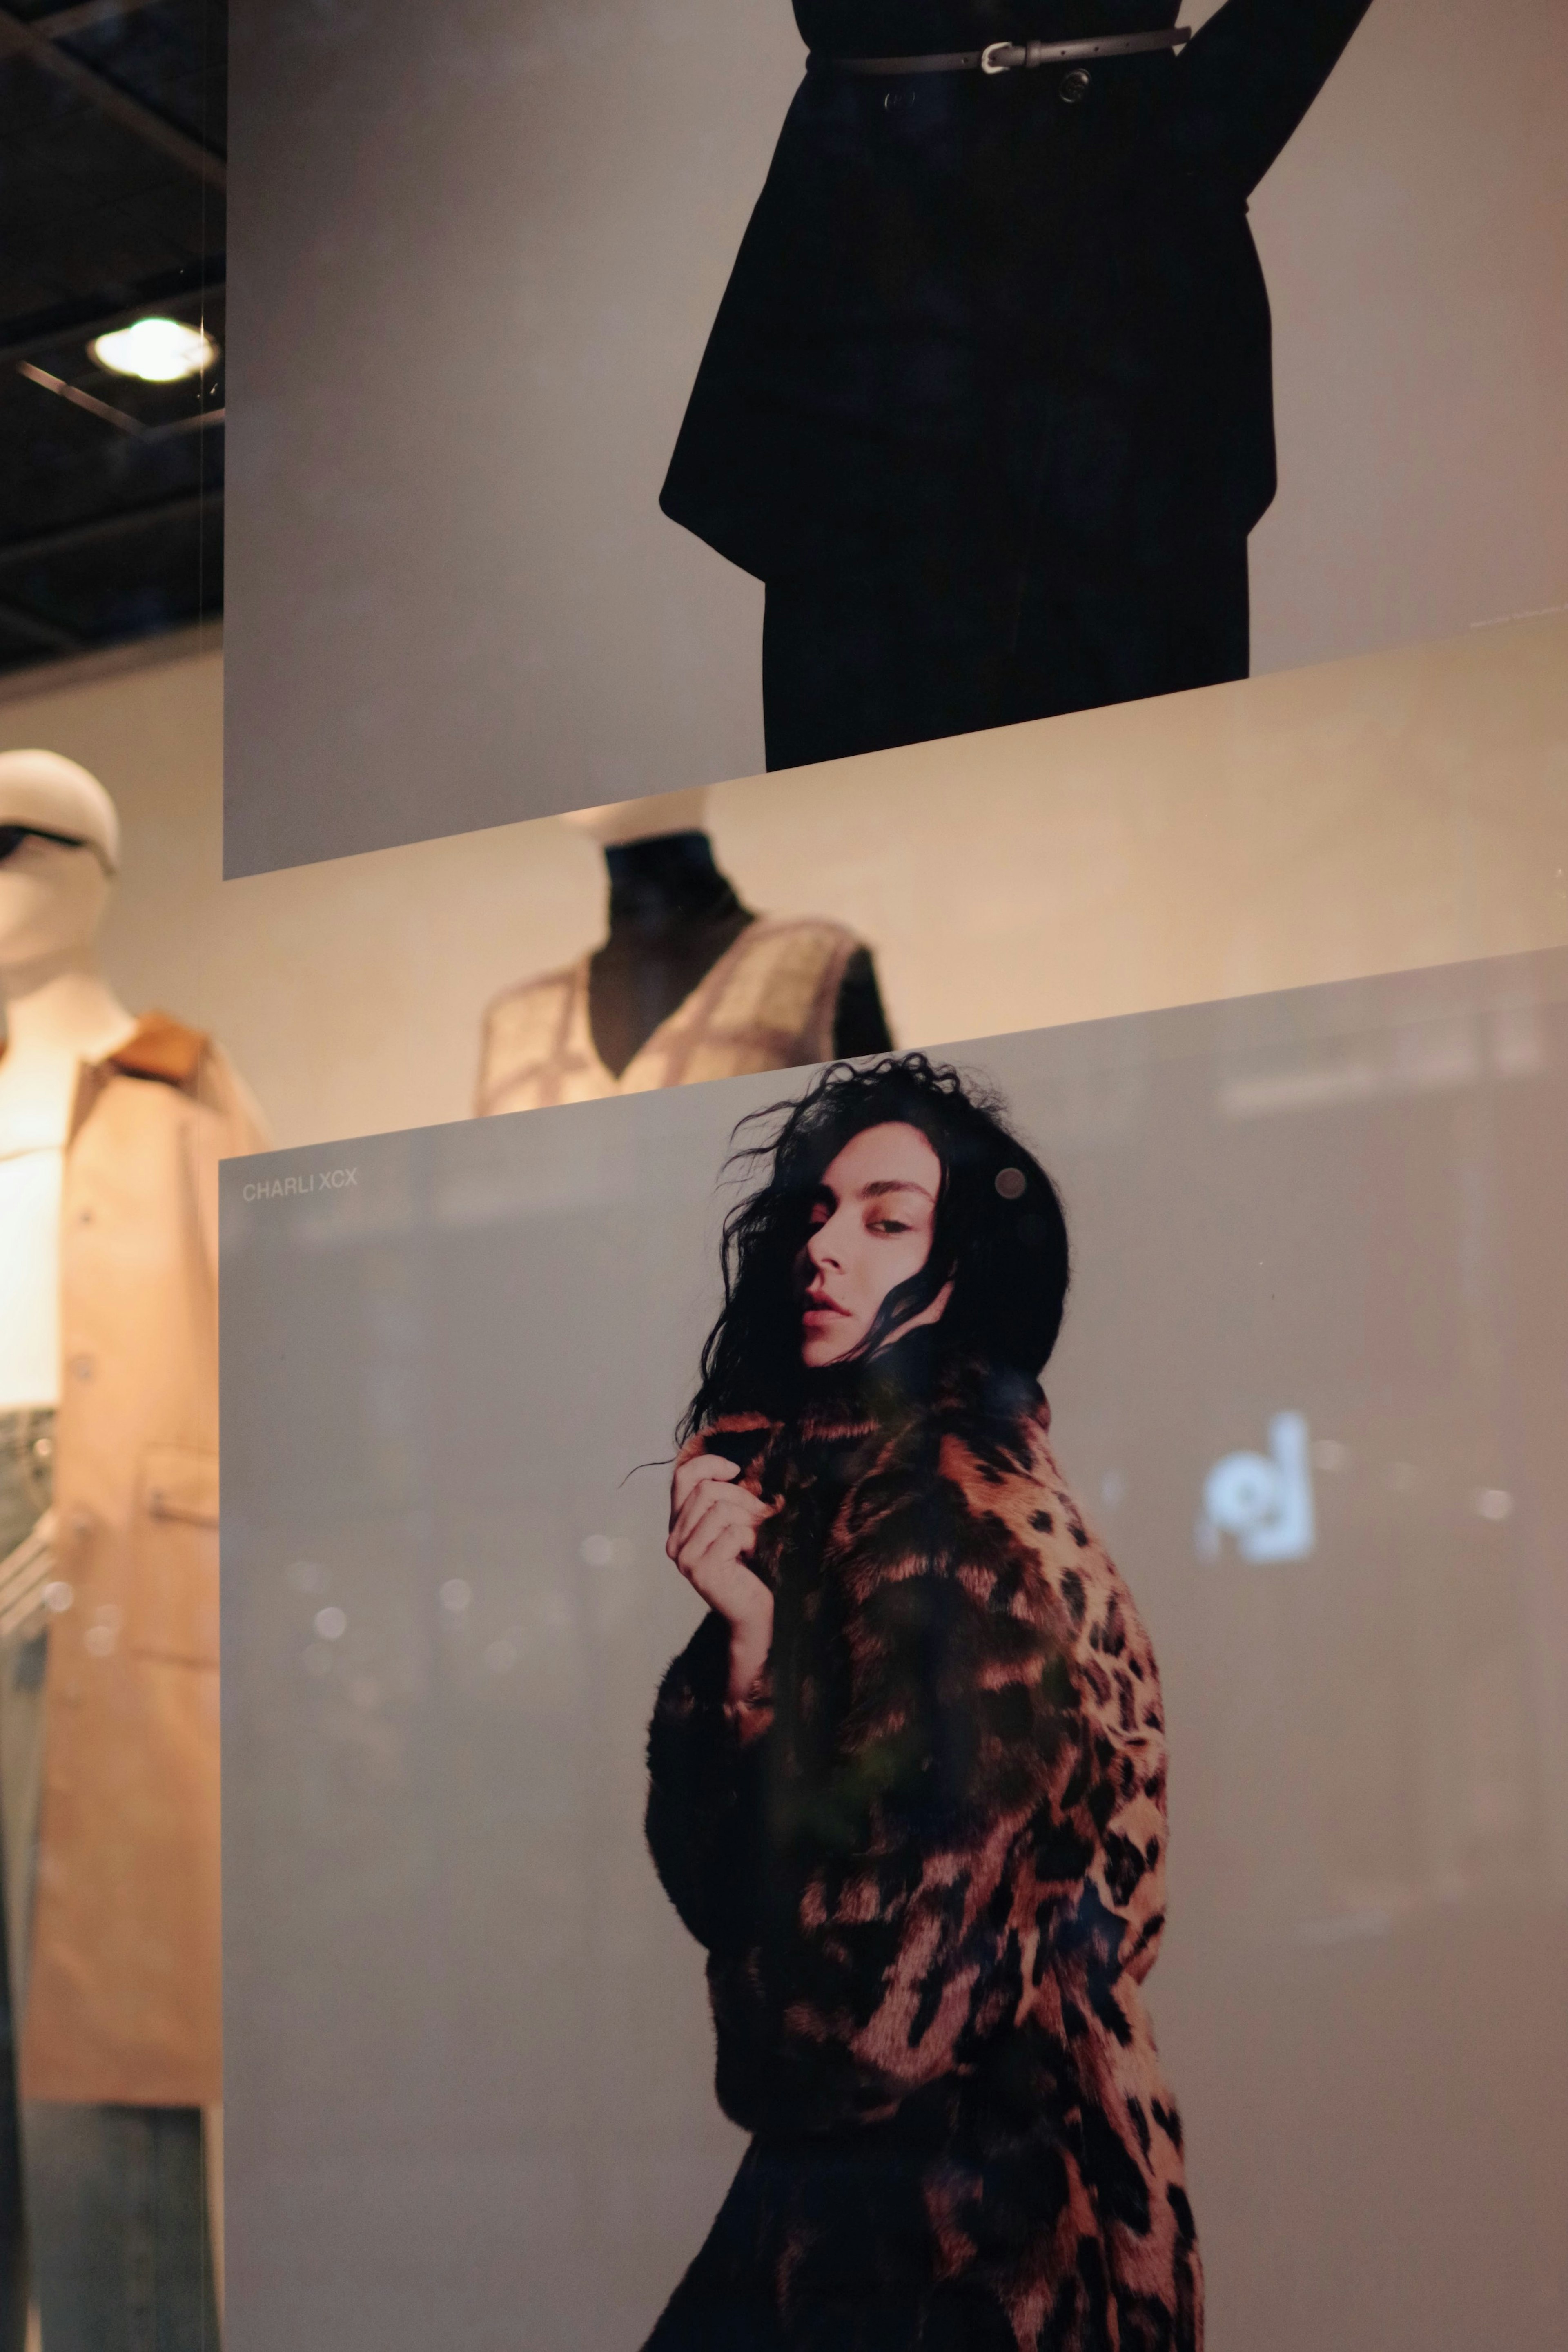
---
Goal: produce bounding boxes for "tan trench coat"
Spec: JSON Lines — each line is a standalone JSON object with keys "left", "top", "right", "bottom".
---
{"left": 18, "top": 1013, "right": 265, "bottom": 2106}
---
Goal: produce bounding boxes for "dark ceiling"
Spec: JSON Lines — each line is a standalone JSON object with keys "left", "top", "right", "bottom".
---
{"left": 0, "top": 0, "right": 225, "bottom": 679}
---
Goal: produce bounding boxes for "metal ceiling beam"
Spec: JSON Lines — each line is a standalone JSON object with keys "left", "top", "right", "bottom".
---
{"left": 32, "top": 0, "right": 167, "bottom": 36}
{"left": 0, "top": 597, "right": 83, "bottom": 653}
{"left": 0, "top": 489, "right": 220, "bottom": 571}
{"left": 0, "top": 271, "right": 223, "bottom": 371}
{"left": 14, "top": 363, "right": 227, "bottom": 444}
{"left": 0, "top": 4, "right": 226, "bottom": 190}
{"left": 17, "top": 359, "right": 144, "bottom": 433}
{"left": 0, "top": 6, "right": 220, "bottom": 668}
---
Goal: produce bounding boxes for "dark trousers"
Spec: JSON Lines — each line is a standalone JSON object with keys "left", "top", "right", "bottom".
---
{"left": 643, "top": 2126, "right": 1019, "bottom": 2352}
{"left": 762, "top": 524, "right": 1250, "bottom": 772}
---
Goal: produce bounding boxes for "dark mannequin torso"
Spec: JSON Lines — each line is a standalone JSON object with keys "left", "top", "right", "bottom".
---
{"left": 586, "top": 833, "right": 893, "bottom": 1077}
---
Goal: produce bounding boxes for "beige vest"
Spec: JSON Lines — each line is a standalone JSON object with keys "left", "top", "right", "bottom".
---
{"left": 21, "top": 1014, "right": 265, "bottom": 2105}
{"left": 476, "top": 917, "right": 865, "bottom": 1116}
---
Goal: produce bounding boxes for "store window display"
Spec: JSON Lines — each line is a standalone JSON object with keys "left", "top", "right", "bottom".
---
{"left": 0, "top": 752, "right": 266, "bottom": 2352}
{"left": 661, "top": 0, "right": 1377, "bottom": 770}
{"left": 475, "top": 788, "right": 893, "bottom": 1115}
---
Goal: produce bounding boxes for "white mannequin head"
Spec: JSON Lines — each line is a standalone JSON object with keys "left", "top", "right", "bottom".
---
{"left": 561, "top": 786, "right": 710, "bottom": 849}
{"left": 0, "top": 750, "right": 119, "bottom": 979}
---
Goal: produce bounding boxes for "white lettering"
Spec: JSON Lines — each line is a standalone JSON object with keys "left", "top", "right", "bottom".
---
{"left": 240, "top": 1167, "right": 361, "bottom": 1203}
{"left": 1198, "top": 1412, "right": 1315, "bottom": 1564}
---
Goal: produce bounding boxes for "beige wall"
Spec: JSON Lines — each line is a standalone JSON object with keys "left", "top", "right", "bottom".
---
{"left": 2, "top": 615, "right": 1566, "bottom": 1150}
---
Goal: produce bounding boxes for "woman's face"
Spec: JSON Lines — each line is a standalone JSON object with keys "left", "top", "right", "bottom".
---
{"left": 797, "top": 1121, "right": 951, "bottom": 1367}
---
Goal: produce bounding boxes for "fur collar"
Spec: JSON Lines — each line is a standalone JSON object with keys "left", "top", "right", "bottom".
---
{"left": 695, "top": 1331, "right": 1049, "bottom": 1464}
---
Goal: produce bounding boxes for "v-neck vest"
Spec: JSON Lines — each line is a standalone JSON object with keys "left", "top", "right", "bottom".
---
{"left": 475, "top": 916, "right": 865, "bottom": 1116}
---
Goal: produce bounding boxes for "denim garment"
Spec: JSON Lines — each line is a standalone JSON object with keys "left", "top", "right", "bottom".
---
{"left": 20, "top": 2102, "right": 220, "bottom": 2352}
{"left": 0, "top": 1407, "right": 54, "bottom": 2352}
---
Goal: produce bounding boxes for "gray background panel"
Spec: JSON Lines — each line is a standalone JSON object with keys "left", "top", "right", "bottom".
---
{"left": 221, "top": 954, "right": 1568, "bottom": 2346}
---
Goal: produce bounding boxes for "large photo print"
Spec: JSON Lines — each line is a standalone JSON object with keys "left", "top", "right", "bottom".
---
{"left": 226, "top": 0, "right": 1568, "bottom": 869}
{"left": 660, "top": 0, "right": 1372, "bottom": 775}
{"left": 220, "top": 947, "right": 1568, "bottom": 2349}
{"left": 644, "top": 1056, "right": 1197, "bottom": 2346}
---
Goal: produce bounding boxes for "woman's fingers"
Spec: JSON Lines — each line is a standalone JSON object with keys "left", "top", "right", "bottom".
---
{"left": 665, "top": 1454, "right": 779, "bottom": 1636}
{"left": 673, "top": 1481, "right": 769, "bottom": 1553}
{"left": 670, "top": 1494, "right": 770, "bottom": 1582}
{"left": 670, "top": 1451, "right": 739, "bottom": 1520}
{"left": 683, "top": 1540, "right": 771, "bottom": 1625}
{"left": 682, "top": 1500, "right": 764, "bottom": 1577}
{"left": 667, "top": 1469, "right": 769, "bottom": 1561}
{"left": 668, "top": 1477, "right": 725, "bottom": 1561}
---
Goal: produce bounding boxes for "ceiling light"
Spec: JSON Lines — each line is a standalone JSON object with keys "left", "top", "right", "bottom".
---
{"left": 88, "top": 317, "right": 218, "bottom": 383}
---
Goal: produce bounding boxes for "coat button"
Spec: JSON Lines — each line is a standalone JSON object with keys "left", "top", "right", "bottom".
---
{"left": 1060, "top": 67, "right": 1091, "bottom": 103}
{"left": 69, "top": 1353, "right": 94, "bottom": 1382}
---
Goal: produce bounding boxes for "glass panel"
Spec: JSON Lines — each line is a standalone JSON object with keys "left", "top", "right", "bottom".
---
{"left": 219, "top": 943, "right": 1568, "bottom": 2349}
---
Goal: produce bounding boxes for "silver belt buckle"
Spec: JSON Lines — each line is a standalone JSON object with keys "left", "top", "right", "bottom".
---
{"left": 980, "top": 42, "right": 1022, "bottom": 74}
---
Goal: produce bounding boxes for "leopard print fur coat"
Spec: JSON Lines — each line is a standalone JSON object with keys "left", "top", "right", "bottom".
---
{"left": 644, "top": 1336, "right": 1201, "bottom": 2352}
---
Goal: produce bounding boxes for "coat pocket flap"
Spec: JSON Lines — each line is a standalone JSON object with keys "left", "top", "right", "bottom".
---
{"left": 143, "top": 1447, "right": 219, "bottom": 1527}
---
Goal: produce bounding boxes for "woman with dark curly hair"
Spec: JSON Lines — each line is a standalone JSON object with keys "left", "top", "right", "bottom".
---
{"left": 644, "top": 1055, "right": 1200, "bottom": 2349}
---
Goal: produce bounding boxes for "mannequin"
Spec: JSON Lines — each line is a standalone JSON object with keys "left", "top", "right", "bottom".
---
{"left": 0, "top": 749, "right": 265, "bottom": 2352}
{"left": 476, "top": 787, "right": 893, "bottom": 1116}
{"left": 0, "top": 760, "right": 136, "bottom": 1420}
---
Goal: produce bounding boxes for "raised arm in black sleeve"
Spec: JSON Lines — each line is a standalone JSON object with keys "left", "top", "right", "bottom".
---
{"left": 1175, "top": 0, "right": 1379, "bottom": 197}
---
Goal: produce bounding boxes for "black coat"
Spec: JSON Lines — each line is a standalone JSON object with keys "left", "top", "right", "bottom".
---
{"left": 661, "top": 0, "right": 1376, "bottom": 587}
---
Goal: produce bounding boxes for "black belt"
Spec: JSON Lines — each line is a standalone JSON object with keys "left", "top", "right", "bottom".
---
{"left": 827, "top": 28, "right": 1190, "bottom": 75}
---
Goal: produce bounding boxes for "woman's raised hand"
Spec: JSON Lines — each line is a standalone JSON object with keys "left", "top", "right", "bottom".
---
{"left": 667, "top": 1453, "right": 775, "bottom": 1708}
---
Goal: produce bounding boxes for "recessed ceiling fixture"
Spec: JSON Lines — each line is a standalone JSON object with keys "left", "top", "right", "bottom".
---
{"left": 88, "top": 317, "right": 218, "bottom": 383}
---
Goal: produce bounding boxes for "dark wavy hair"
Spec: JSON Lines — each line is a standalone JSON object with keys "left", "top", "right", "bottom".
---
{"left": 679, "top": 1054, "right": 1070, "bottom": 1439}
